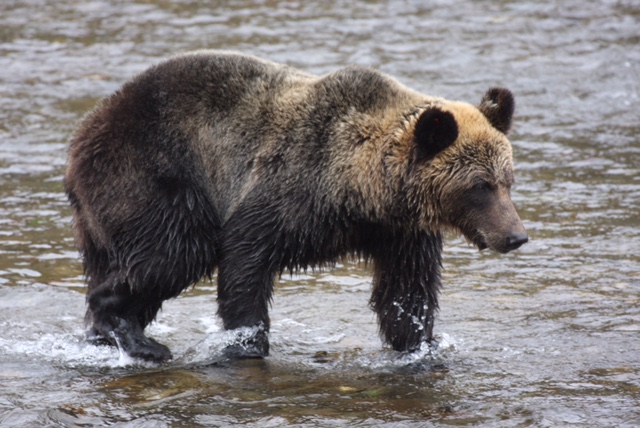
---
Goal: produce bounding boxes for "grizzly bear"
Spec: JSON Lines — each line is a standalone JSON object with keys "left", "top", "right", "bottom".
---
{"left": 64, "top": 50, "right": 527, "bottom": 362}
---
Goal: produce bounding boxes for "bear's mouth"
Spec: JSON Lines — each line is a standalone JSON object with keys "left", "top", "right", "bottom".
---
{"left": 463, "top": 229, "right": 488, "bottom": 251}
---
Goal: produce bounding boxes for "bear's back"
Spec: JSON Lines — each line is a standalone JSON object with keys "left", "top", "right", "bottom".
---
{"left": 66, "top": 51, "right": 428, "bottom": 228}
{"left": 114, "top": 51, "right": 312, "bottom": 126}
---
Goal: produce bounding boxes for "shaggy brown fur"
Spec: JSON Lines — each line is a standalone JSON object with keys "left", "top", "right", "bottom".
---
{"left": 64, "top": 51, "right": 527, "bottom": 362}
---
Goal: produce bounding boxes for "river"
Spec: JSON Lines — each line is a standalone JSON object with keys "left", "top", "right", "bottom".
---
{"left": 1, "top": 1, "right": 639, "bottom": 426}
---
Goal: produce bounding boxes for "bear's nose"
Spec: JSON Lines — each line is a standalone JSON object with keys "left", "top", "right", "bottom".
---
{"left": 505, "top": 232, "right": 528, "bottom": 252}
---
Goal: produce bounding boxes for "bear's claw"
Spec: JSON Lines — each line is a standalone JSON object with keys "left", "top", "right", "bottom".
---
{"left": 223, "top": 328, "right": 269, "bottom": 360}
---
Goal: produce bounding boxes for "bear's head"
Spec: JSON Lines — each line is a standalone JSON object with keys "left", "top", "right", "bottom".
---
{"left": 408, "top": 87, "right": 528, "bottom": 254}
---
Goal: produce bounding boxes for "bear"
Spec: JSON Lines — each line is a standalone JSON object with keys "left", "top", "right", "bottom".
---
{"left": 64, "top": 50, "right": 528, "bottom": 363}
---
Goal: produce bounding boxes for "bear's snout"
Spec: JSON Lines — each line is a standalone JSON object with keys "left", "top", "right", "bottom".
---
{"left": 504, "top": 232, "right": 528, "bottom": 252}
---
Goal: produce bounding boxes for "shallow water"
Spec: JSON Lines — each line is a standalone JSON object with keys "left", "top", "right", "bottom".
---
{"left": 1, "top": 0, "right": 639, "bottom": 426}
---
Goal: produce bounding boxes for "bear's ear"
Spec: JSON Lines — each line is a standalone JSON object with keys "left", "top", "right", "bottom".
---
{"left": 414, "top": 107, "right": 458, "bottom": 162}
{"left": 478, "top": 87, "right": 515, "bottom": 134}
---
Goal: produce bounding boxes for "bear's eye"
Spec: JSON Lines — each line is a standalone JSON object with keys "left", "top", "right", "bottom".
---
{"left": 473, "top": 179, "right": 494, "bottom": 192}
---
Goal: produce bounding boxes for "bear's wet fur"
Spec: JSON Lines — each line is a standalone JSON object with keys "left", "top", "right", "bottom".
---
{"left": 64, "top": 51, "right": 527, "bottom": 362}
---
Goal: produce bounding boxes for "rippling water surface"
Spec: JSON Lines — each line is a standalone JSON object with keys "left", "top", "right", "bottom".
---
{"left": 1, "top": 1, "right": 639, "bottom": 426}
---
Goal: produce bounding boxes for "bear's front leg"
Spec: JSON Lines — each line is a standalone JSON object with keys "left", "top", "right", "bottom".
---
{"left": 369, "top": 231, "right": 443, "bottom": 352}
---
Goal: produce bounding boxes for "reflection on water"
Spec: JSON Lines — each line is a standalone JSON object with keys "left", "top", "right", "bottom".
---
{"left": 1, "top": 0, "right": 639, "bottom": 426}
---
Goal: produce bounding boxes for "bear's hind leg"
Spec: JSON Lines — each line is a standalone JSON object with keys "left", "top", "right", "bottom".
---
{"left": 86, "top": 277, "right": 173, "bottom": 362}
{"left": 215, "top": 203, "right": 280, "bottom": 359}
{"left": 217, "top": 259, "right": 273, "bottom": 359}
{"left": 89, "top": 184, "right": 219, "bottom": 362}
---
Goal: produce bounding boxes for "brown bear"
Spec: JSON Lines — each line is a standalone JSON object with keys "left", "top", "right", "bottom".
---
{"left": 64, "top": 50, "right": 527, "bottom": 362}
